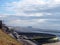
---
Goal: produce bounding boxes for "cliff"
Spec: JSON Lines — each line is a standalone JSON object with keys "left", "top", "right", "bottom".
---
{"left": 0, "top": 29, "right": 23, "bottom": 45}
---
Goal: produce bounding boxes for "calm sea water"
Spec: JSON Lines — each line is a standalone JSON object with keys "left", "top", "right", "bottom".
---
{"left": 18, "top": 29, "right": 60, "bottom": 40}
{"left": 31, "top": 30, "right": 60, "bottom": 40}
{"left": 40, "top": 31, "right": 60, "bottom": 40}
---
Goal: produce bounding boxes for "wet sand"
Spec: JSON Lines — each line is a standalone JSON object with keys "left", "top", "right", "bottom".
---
{"left": 43, "top": 42, "right": 60, "bottom": 45}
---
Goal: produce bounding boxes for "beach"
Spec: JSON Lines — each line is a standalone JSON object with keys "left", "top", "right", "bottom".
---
{"left": 43, "top": 41, "right": 60, "bottom": 45}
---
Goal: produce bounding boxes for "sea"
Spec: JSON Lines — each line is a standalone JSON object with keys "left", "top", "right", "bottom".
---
{"left": 32, "top": 30, "right": 60, "bottom": 40}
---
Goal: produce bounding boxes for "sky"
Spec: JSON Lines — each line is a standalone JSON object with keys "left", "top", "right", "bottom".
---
{"left": 0, "top": 0, "right": 60, "bottom": 30}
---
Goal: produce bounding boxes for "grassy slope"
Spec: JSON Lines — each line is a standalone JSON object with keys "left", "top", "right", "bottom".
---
{"left": 0, "top": 29, "right": 23, "bottom": 45}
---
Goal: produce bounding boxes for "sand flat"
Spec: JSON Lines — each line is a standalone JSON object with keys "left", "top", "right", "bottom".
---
{"left": 43, "top": 42, "right": 60, "bottom": 45}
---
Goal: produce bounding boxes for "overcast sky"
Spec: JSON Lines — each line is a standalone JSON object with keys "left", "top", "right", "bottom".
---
{"left": 0, "top": 0, "right": 60, "bottom": 30}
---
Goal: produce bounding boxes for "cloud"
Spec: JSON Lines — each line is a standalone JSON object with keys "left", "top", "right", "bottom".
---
{"left": 0, "top": 0, "right": 60, "bottom": 30}
{"left": 0, "top": 14, "right": 8, "bottom": 18}
{"left": 6, "top": 19, "right": 35, "bottom": 26}
{"left": 3, "top": 0, "right": 60, "bottom": 16}
{"left": 5, "top": 18, "right": 47, "bottom": 26}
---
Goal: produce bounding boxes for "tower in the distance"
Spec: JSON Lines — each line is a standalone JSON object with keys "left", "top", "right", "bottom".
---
{"left": 28, "top": 26, "right": 32, "bottom": 28}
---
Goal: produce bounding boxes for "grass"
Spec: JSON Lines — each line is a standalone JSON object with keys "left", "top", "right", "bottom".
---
{"left": 0, "top": 29, "right": 23, "bottom": 45}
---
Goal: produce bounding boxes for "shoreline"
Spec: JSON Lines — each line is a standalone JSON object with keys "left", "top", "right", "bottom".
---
{"left": 43, "top": 41, "right": 60, "bottom": 45}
